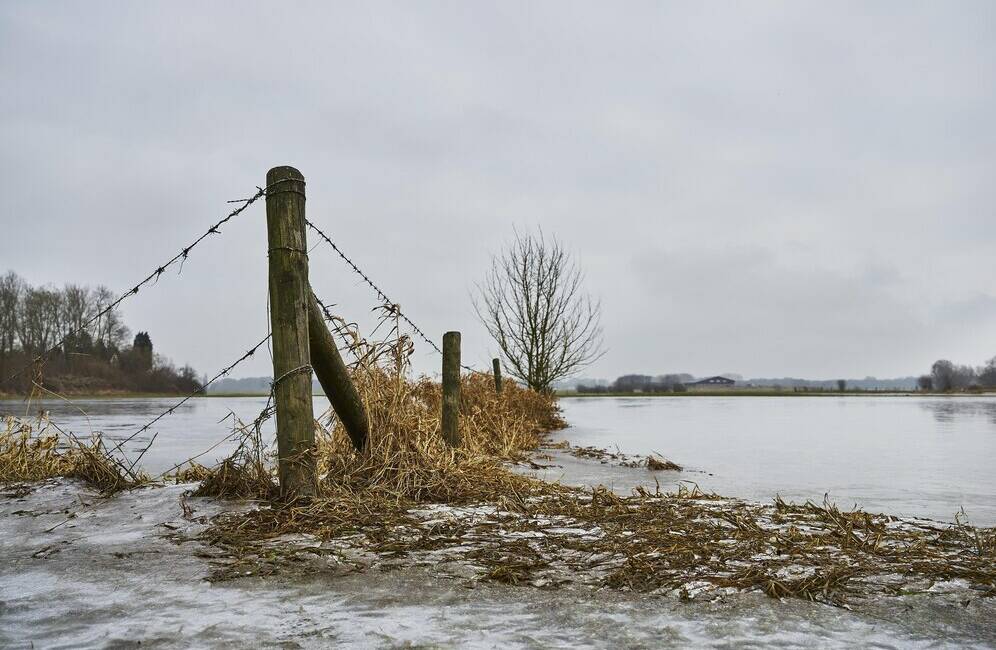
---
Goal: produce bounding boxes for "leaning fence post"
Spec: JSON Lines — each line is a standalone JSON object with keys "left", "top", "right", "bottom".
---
{"left": 441, "top": 331, "right": 461, "bottom": 447}
{"left": 492, "top": 358, "right": 503, "bottom": 393}
{"left": 265, "top": 166, "right": 315, "bottom": 498}
{"left": 307, "top": 293, "right": 369, "bottom": 452}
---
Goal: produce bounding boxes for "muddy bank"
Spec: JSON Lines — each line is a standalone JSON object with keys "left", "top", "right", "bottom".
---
{"left": 2, "top": 479, "right": 994, "bottom": 649}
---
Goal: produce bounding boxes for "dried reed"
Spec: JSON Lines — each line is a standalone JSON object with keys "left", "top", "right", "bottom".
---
{"left": 0, "top": 415, "right": 143, "bottom": 493}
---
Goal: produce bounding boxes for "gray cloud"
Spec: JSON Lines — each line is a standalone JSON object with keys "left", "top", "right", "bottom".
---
{"left": 1, "top": 1, "right": 993, "bottom": 380}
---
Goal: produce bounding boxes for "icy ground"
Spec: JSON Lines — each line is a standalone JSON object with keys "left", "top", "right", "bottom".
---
{"left": 0, "top": 480, "right": 993, "bottom": 649}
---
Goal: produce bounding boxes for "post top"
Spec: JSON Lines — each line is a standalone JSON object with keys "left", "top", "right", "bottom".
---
{"left": 266, "top": 166, "right": 304, "bottom": 184}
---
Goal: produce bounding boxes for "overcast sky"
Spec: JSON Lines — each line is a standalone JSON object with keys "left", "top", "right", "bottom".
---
{"left": 2, "top": 1, "right": 993, "bottom": 381}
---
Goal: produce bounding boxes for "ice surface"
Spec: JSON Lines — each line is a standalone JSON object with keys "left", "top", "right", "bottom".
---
{"left": 2, "top": 480, "right": 994, "bottom": 648}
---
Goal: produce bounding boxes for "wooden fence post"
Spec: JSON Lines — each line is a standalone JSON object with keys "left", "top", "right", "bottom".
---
{"left": 492, "top": 358, "right": 503, "bottom": 393}
{"left": 266, "top": 166, "right": 315, "bottom": 498}
{"left": 441, "top": 331, "right": 461, "bottom": 447}
{"left": 307, "top": 293, "right": 369, "bottom": 452}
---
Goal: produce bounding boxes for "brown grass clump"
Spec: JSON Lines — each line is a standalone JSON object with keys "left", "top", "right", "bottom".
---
{"left": 198, "top": 363, "right": 569, "bottom": 579}
{"left": 314, "top": 369, "right": 563, "bottom": 502}
{"left": 0, "top": 415, "right": 143, "bottom": 493}
{"left": 565, "top": 444, "right": 682, "bottom": 471}
{"left": 193, "top": 422, "right": 277, "bottom": 499}
{"left": 647, "top": 455, "right": 682, "bottom": 471}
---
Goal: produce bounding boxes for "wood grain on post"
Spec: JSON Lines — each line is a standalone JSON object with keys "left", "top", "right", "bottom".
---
{"left": 441, "top": 331, "right": 461, "bottom": 447}
{"left": 307, "top": 293, "right": 369, "bottom": 452}
{"left": 492, "top": 358, "right": 503, "bottom": 393}
{"left": 266, "top": 166, "right": 315, "bottom": 498}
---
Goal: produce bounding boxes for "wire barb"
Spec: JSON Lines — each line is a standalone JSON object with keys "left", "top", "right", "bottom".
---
{"left": 306, "top": 219, "right": 486, "bottom": 374}
{"left": 305, "top": 219, "right": 443, "bottom": 355}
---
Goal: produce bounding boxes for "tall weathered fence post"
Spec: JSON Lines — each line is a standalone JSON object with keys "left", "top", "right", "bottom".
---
{"left": 492, "top": 358, "right": 503, "bottom": 393}
{"left": 266, "top": 166, "right": 315, "bottom": 498}
{"left": 441, "top": 331, "right": 461, "bottom": 447}
{"left": 307, "top": 293, "right": 369, "bottom": 452}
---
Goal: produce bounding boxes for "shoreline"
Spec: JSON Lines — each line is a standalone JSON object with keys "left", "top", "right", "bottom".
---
{"left": 0, "top": 391, "right": 199, "bottom": 401}
{"left": 5, "top": 389, "right": 993, "bottom": 400}
{"left": 0, "top": 392, "right": 326, "bottom": 401}
{"left": 4, "top": 389, "right": 993, "bottom": 405}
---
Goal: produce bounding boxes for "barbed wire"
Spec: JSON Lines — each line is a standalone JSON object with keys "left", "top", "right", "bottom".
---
{"left": 304, "top": 219, "right": 488, "bottom": 375}
{"left": 2, "top": 179, "right": 293, "bottom": 387}
{"left": 152, "top": 394, "right": 275, "bottom": 482}
{"left": 306, "top": 219, "right": 488, "bottom": 376}
{"left": 110, "top": 332, "right": 274, "bottom": 473}
{"left": 305, "top": 219, "right": 444, "bottom": 356}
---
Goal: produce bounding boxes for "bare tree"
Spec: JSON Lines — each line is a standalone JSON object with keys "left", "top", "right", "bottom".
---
{"left": 61, "top": 284, "right": 96, "bottom": 345}
{"left": 0, "top": 271, "right": 24, "bottom": 355}
{"left": 92, "top": 285, "right": 129, "bottom": 349}
{"left": 0, "top": 271, "right": 25, "bottom": 378}
{"left": 474, "top": 230, "right": 604, "bottom": 393}
{"left": 931, "top": 358, "right": 978, "bottom": 391}
{"left": 16, "top": 286, "right": 62, "bottom": 353}
{"left": 981, "top": 356, "right": 996, "bottom": 388}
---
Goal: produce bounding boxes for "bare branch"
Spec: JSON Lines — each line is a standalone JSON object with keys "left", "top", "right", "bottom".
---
{"left": 473, "top": 230, "right": 604, "bottom": 393}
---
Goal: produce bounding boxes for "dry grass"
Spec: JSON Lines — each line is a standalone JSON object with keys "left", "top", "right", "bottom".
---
{"left": 312, "top": 369, "right": 564, "bottom": 502}
{"left": 0, "top": 415, "right": 143, "bottom": 494}
{"left": 194, "top": 350, "right": 571, "bottom": 578}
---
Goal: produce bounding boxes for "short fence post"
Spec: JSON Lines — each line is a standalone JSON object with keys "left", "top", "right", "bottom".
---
{"left": 492, "top": 358, "right": 503, "bottom": 393}
{"left": 441, "top": 331, "right": 461, "bottom": 447}
{"left": 307, "top": 293, "right": 369, "bottom": 452}
{"left": 265, "top": 165, "right": 316, "bottom": 498}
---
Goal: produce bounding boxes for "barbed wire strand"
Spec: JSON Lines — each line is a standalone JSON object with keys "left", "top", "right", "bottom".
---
{"left": 305, "top": 220, "right": 443, "bottom": 355}
{"left": 305, "top": 219, "right": 487, "bottom": 374}
{"left": 152, "top": 396, "right": 275, "bottom": 482}
{"left": 112, "top": 333, "right": 273, "bottom": 471}
{"left": 2, "top": 179, "right": 293, "bottom": 387}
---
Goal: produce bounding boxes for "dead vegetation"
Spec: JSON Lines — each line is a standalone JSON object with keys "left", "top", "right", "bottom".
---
{"left": 187, "top": 325, "right": 994, "bottom": 604}
{"left": 565, "top": 443, "right": 682, "bottom": 471}
{"left": 646, "top": 455, "right": 682, "bottom": 471}
{"left": 202, "top": 430, "right": 996, "bottom": 604}
{"left": 0, "top": 415, "right": 144, "bottom": 494}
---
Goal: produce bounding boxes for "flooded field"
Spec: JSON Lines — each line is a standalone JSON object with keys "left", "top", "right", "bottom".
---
{"left": 556, "top": 395, "right": 996, "bottom": 525}
{"left": 2, "top": 394, "right": 995, "bottom": 648}
{"left": 3, "top": 393, "right": 994, "bottom": 524}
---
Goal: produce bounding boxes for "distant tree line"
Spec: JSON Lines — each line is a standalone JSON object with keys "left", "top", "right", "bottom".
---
{"left": 574, "top": 374, "right": 937, "bottom": 393}
{"left": 577, "top": 373, "right": 695, "bottom": 394}
{"left": 0, "top": 271, "right": 200, "bottom": 395}
{"left": 917, "top": 357, "right": 996, "bottom": 392}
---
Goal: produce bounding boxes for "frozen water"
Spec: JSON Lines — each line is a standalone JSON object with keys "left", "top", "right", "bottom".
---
{"left": 1, "top": 480, "right": 994, "bottom": 648}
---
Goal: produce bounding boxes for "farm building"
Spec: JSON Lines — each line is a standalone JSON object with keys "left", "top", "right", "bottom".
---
{"left": 690, "top": 376, "right": 736, "bottom": 387}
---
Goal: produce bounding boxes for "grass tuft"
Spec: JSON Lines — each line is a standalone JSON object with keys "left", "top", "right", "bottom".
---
{"left": 0, "top": 415, "right": 144, "bottom": 494}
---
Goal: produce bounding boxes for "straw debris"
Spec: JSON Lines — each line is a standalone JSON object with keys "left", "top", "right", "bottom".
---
{"left": 566, "top": 444, "right": 682, "bottom": 471}
{"left": 0, "top": 415, "right": 144, "bottom": 494}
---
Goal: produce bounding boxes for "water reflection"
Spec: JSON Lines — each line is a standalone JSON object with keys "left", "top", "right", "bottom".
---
{"left": 919, "top": 398, "right": 996, "bottom": 427}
